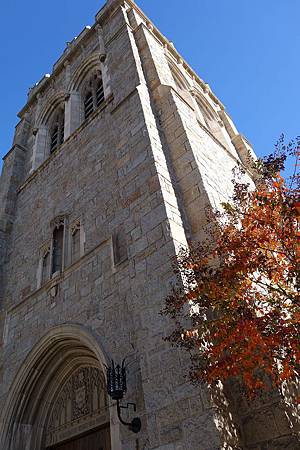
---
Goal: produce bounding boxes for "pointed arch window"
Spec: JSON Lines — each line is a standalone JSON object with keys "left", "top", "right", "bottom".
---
{"left": 84, "top": 91, "right": 94, "bottom": 119}
{"left": 96, "top": 78, "right": 104, "bottom": 106}
{"left": 83, "top": 72, "right": 105, "bottom": 120}
{"left": 52, "top": 225, "right": 64, "bottom": 274}
{"left": 195, "top": 96, "right": 229, "bottom": 148}
{"left": 51, "top": 218, "right": 65, "bottom": 275}
{"left": 50, "top": 107, "right": 65, "bottom": 153}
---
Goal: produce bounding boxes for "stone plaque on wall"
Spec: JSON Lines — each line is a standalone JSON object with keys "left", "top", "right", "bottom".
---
{"left": 45, "top": 366, "right": 109, "bottom": 447}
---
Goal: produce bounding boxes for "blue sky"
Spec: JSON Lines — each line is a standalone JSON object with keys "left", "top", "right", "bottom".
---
{"left": 0, "top": 0, "right": 299, "bottom": 173}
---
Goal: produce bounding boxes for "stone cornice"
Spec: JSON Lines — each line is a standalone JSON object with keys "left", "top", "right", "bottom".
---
{"left": 126, "top": 1, "right": 225, "bottom": 110}
{"left": 18, "top": 0, "right": 226, "bottom": 120}
{"left": 18, "top": 0, "right": 124, "bottom": 118}
{"left": 18, "top": 24, "right": 98, "bottom": 119}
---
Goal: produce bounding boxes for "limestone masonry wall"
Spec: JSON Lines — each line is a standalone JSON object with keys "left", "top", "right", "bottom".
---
{"left": 0, "top": 1, "right": 298, "bottom": 450}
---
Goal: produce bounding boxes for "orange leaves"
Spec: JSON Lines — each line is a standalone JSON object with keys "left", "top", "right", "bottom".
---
{"left": 163, "top": 156, "right": 300, "bottom": 397}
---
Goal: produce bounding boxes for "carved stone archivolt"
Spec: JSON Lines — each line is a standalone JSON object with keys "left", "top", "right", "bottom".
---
{"left": 45, "top": 366, "right": 109, "bottom": 447}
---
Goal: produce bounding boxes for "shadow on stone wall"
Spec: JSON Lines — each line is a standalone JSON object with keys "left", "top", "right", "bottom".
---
{"left": 211, "top": 379, "right": 300, "bottom": 450}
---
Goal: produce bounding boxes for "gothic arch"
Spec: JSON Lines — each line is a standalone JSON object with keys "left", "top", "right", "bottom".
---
{"left": 167, "top": 58, "right": 191, "bottom": 91}
{"left": 68, "top": 53, "right": 101, "bottom": 92}
{"left": 192, "top": 90, "right": 230, "bottom": 147}
{"left": 193, "top": 90, "right": 220, "bottom": 123}
{"left": 0, "top": 324, "right": 121, "bottom": 450}
{"left": 37, "top": 91, "right": 66, "bottom": 127}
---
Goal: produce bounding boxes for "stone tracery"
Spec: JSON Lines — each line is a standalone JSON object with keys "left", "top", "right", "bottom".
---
{"left": 45, "top": 366, "right": 109, "bottom": 447}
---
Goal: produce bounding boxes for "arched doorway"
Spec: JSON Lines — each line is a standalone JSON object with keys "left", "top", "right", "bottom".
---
{"left": 0, "top": 325, "right": 121, "bottom": 450}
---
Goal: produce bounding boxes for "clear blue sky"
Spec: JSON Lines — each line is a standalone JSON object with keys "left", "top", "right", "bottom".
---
{"left": 0, "top": 0, "right": 299, "bottom": 172}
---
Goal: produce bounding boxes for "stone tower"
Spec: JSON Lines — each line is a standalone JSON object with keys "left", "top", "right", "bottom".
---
{"left": 0, "top": 1, "right": 298, "bottom": 449}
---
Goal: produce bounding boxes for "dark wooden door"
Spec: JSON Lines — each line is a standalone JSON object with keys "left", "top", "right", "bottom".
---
{"left": 49, "top": 425, "right": 111, "bottom": 450}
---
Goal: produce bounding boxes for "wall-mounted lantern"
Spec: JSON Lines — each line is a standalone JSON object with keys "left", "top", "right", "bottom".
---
{"left": 106, "top": 360, "right": 141, "bottom": 434}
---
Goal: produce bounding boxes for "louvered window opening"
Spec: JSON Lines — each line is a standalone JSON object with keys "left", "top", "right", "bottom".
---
{"left": 50, "top": 127, "right": 58, "bottom": 152}
{"left": 50, "top": 110, "right": 65, "bottom": 153}
{"left": 84, "top": 76, "right": 105, "bottom": 120}
{"left": 84, "top": 91, "right": 94, "bottom": 119}
{"left": 96, "top": 81, "right": 104, "bottom": 106}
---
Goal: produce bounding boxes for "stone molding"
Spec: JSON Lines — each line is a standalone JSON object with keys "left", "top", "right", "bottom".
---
{"left": 0, "top": 324, "right": 121, "bottom": 450}
{"left": 45, "top": 366, "right": 109, "bottom": 447}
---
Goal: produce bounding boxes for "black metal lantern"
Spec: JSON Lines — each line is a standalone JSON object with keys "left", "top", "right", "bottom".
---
{"left": 107, "top": 360, "right": 127, "bottom": 400}
{"left": 106, "top": 360, "right": 141, "bottom": 434}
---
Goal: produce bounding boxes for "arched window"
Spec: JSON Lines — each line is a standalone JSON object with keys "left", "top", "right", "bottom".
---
{"left": 50, "top": 107, "right": 65, "bottom": 153}
{"left": 83, "top": 72, "right": 105, "bottom": 120}
{"left": 84, "top": 91, "right": 94, "bottom": 119}
{"left": 168, "top": 60, "right": 190, "bottom": 91}
{"left": 96, "top": 78, "right": 104, "bottom": 106}
{"left": 52, "top": 223, "right": 64, "bottom": 275}
{"left": 195, "top": 96, "right": 229, "bottom": 148}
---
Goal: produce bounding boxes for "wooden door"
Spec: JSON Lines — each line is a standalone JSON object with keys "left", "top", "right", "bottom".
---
{"left": 49, "top": 425, "right": 111, "bottom": 450}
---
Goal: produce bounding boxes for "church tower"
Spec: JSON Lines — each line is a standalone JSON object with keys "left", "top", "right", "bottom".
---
{"left": 0, "top": 1, "right": 298, "bottom": 449}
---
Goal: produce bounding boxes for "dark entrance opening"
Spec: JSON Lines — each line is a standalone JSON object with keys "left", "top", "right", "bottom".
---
{"left": 47, "top": 424, "right": 111, "bottom": 450}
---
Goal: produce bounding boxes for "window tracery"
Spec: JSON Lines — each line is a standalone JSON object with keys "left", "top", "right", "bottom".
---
{"left": 45, "top": 366, "right": 109, "bottom": 448}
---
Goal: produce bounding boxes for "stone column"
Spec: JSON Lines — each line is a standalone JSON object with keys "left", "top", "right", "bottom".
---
{"left": 64, "top": 92, "right": 81, "bottom": 138}
{"left": 30, "top": 125, "right": 49, "bottom": 172}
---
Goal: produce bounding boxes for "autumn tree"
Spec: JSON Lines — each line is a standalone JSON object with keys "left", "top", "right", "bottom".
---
{"left": 163, "top": 136, "right": 300, "bottom": 396}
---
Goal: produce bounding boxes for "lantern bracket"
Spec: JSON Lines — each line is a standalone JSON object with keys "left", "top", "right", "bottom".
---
{"left": 106, "top": 359, "right": 141, "bottom": 434}
{"left": 117, "top": 400, "right": 141, "bottom": 434}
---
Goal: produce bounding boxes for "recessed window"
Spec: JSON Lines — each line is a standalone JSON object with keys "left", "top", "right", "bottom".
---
{"left": 84, "top": 91, "right": 94, "bottom": 119}
{"left": 96, "top": 80, "right": 104, "bottom": 106}
{"left": 83, "top": 72, "right": 105, "bottom": 120}
{"left": 50, "top": 108, "right": 65, "bottom": 153}
{"left": 52, "top": 224, "right": 64, "bottom": 274}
